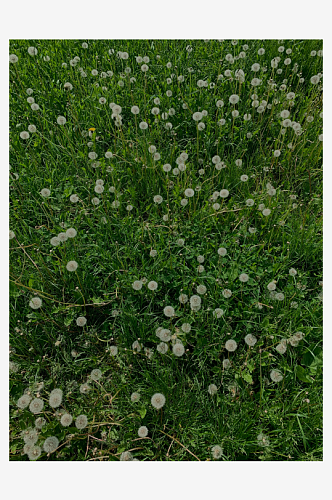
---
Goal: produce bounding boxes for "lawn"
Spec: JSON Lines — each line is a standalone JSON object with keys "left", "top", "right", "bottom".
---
{"left": 9, "top": 39, "right": 323, "bottom": 461}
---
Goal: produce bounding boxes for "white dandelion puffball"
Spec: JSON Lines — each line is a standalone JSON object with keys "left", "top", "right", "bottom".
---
{"left": 246, "top": 199, "right": 255, "bottom": 207}
{"left": 29, "top": 398, "right": 44, "bottom": 414}
{"left": 9, "top": 54, "right": 18, "bottom": 63}
{"left": 213, "top": 308, "right": 224, "bottom": 319}
{"left": 139, "top": 121, "right": 148, "bottom": 130}
{"left": 159, "top": 329, "right": 171, "bottom": 342}
{"left": 223, "top": 289, "right": 232, "bottom": 299}
{"left": 289, "top": 268, "right": 297, "bottom": 276}
{"left": 138, "top": 426, "right": 148, "bottom": 438}
{"left": 20, "top": 131, "right": 30, "bottom": 140}
{"left": 91, "top": 369, "right": 102, "bottom": 381}
{"left": 28, "top": 125, "right": 36, "bottom": 133}
{"left": 193, "top": 112, "right": 203, "bottom": 121}
{"left": 197, "top": 122, "right": 205, "bottom": 131}
{"left": 76, "top": 316, "right": 87, "bottom": 327}
{"left": 49, "top": 389, "right": 63, "bottom": 408}
{"left": 220, "top": 189, "right": 229, "bottom": 198}
{"left": 66, "top": 228, "right": 77, "bottom": 239}
{"left": 9, "top": 230, "right": 15, "bottom": 240}
{"left": 58, "top": 232, "right": 68, "bottom": 242}
{"left": 225, "top": 339, "right": 237, "bottom": 352}
{"left": 157, "top": 342, "right": 168, "bottom": 354}
{"left": 31, "top": 103, "right": 39, "bottom": 111}
{"left": 40, "top": 188, "right": 50, "bottom": 197}
{"left": 241, "top": 175, "right": 249, "bottom": 182}
{"left": 216, "top": 100, "right": 224, "bottom": 108}
{"left": 141, "top": 64, "right": 149, "bottom": 72}
{"left": 57, "top": 116, "right": 66, "bottom": 125}
{"left": 164, "top": 305, "right": 175, "bottom": 318}
{"left": 218, "top": 247, "right": 227, "bottom": 257}
{"left": 262, "top": 209, "right": 271, "bottom": 216}
{"left": 132, "top": 280, "right": 143, "bottom": 291}
{"left": 197, "top": 284, "right": 207, "bottom": 295}
{"left": 223, "top": 359, "right": 231, "bottom": 370}
{"left": 173, "top": 343, "right": 185, "bottom": 357}
{"left": 239, "top": 273, "right": 249, "bottom": 283}
{"left": 17, "top": 394, "right": 32, "bottom": 409}
{"left": 257, "top": 433, "right": 270, "bottom": 447}
{"left": 179, "top": 293, "right": 188, "bottom": 304}
{"left": 151, "top": 393, "right": 166, "bottom": 409}
{"left": 208, "top": 384, "right": 218, "bottom": 395}
{"left": 197, "top": 255, "right": 205, "bottom": 264}
{"left": 163, "top": 164, "right": 171, "bottom": 172}
{"left": 190, "top": 295, "right": 201, "bottom": 308}
{"left": 184, "top": 188, "right": 194, "bottom": 198}
{"left": 245, "top": 334, "right": 257, "bottom": 347}
{"left": 153, "top": 195, "right": 163, "bottom": 204}
{"left": 43, "top": 436, "right": 59, "bottom": 454}
{"left": 150, "top": 249, "right": 157, "bottom": 257}
{"left": 109, "top": 345, "right": 118, "bottom": 356}
{"left": 131, "top": 392, "right": 140, "bottom": 403}
{"left": 61, "top": 414, "right": 73, "bottom": 427}
{"left": 211, "top": 445, "right": 223, "bottom": 459}
{"left": 229, "top": 94, "right": 239, "bottom": 105}
{"left": 66, "top": 260, "right": 78, "bottom": 272}
{"left": 275, "top": 293, "right": 285, "bottom": 301}
{"left": 276, "top": 343, "right": 287, "bottom": 355}
{"left": 148, "top": 280, "right": 158, "bottom": 291}
{"left": 267, "top": 282, "right": 276, "bottom": 291}
{"left": 181, "top": 323, "right": 191, "bottom": 334}
{"left": 28, "top": 46, "right": 38, "bottom": 56}
{"left": 70, "top": 194, "right": 79, "bottom": 203}
{"left": 75, "top": 415, "right": 88, "bottom": 430}
{"left": 270, "top": 369, "right": 283, "bottom": 383}
{"left": 29, "top": 297, "right": 42, "bottom": 309}
{"left": 177, "top": 238, "right": 185, "bottom": 246}
{"left": 120, "top": 451, "right": 133, "bottom": 461}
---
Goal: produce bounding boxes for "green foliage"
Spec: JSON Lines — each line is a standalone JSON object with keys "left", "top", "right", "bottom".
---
{"left": 9, "top": 39, "right": 322, "bottom": 462}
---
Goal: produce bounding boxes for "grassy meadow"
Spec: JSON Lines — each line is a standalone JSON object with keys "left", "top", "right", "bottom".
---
{"left": 9, "top": 39, "right": 323, "bottom": 461}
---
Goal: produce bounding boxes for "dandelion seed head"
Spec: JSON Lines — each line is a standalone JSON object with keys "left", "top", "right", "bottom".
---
{"left": 151, "top": 393, "right": 166, "bottom": 409}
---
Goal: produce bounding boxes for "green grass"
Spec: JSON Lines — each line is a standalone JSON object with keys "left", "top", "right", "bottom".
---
{"left": 9, "top": 39, "right": 322, "bottom": 461}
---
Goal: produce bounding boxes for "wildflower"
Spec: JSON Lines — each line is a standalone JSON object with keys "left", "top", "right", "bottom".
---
{"left": 218, "top": 247, "right": 227, "bottom": 257}
{"left": 245, "top": 334, "right": 257, "bottom": 346}
{"left": 262, "top": 208, "right": 271, "bottom": 216}
{"left": 239, "top": 273, "right": 249, "bottom": 283}
{"left": 29, "top": 297, "right": 42, "bottom": 309}
{"left": 60, "top": 413, "right": 73, "bottom": 427}
{"left": 177, "top": 238, "right": 185, "bottom": 246}
{"left": 229, "top": 94, "right": 239, "bottom": 104}
{"left": 289, "top": 268, "right": 297, "bottom": 276}
{"left": 211, "top": 445, "right": 223, "bottom": 459}
{"left": 197, "top": 284, "right": 207, "bottom": 295}
{"left": 151, "top": 393, "right": 166, "bottom": 409}
{"left": 246, "top": 199, "right": 254, "bottom": 207}
{"left": 157, "top": 342, "right": 168, "bottom": 354}
{"left": 179, "top": 293, "right": 188, "bottom": 304}
{"left": 223, "top": 359, "right": 231, "bottom": 369}
{"left": 109, "top": 346, "right": 118, "bottom": 356}
{"left": 220, "top": 189, "right": 229, "bottom": 198}
{"left": 148, "top": 281, "right": 158, "bottom": 291}
{"left": 120, "top": 451, "right": 133, "bottom": 461}
{"left": 28, "top": 46, "right": 38, "bottom": 56}
{"left": 75, "top": 415, "right": 88, "bottom": 430}
{"left": 20, "top": 131, "right": 30, "bottom": 140}
{"left": 185, "top": 188, "right": 194, "bottom": 198}
{"left": 267, "top": 282, "right": 276, "bottom": 291}
{"left": 70, "top": 194, "right": 79, "bottom": 203}
{"left": 150, "top": 249, "right": 157, "bottom": 257}
{"left": 49, "top": 389, "right": 63, "bottom": 408}
{"left": 153, "top": 195, "right": 163, "bottom": 204}
{"left": 193, "top": 112, "right": 203, "bottom": 121}
{"left": 257, "top": 433, "right": 270, "bottom": 447}
{"left": 164, "top": 305, "right": 175, "bottom": 318}
{"left": 225, "top": 340, "right": 237, "bottom": 352}
{"left": 138, "top": 426, "right": 148, "bottom": 438}
{"left": 40, "top": 188, "right": 50, "bottom": 197}
{"left": 132, "top": 280, "right": 143, "bottom": 291}
{"left": 270, "top": 369, "right": 283, "bottom": 382}
{"left": 131, "top": 392, "right": 140, "bottom": 402}
{"left": 241, "top": 175, "right": 249, "bottom": 182}
{"left": 132, "top": 340, "right": 142, "bottom": 352}
{"left": 66, "top": 228, "right": 77, "bottom": 239}
{"left": 275, "top": 293, "right": 285, "bottom": 301}
{"left": 66, "top": 261, "right": 78, "bottom": 272}
{"left": 17, "top": 394, "right": 32, "bottom": 409}
{"left": 276, "top": 343, "right": 287, "bottom": 354}
{"left": 139, "top": 121, "right": 148, "bottom": 130}
{"left": 57, "top": 116, "right": 66, "bottom": 125}
{"left": 222, "top": 289, "right": 232, "bottom": 298}
{"left": 29, "top": 398, "right": 44, "bottom": 414}
{"left": 159, "top": 329, "right": 171, "bottom": 341}
{"left": 208, "top": 384, "right": 218, "bottom": 395}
